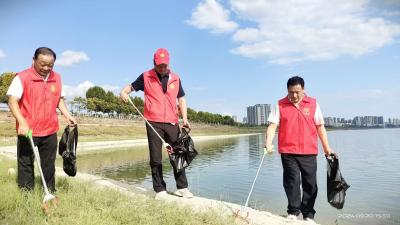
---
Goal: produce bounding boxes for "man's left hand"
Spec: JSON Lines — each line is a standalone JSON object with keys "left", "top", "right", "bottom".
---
{"left": 324, "top": 147, "right": 337, "bottom": 158}
{"left": 66, "top": 116, "right": 77, "bottom": 127}
{"left": 183, "top": 118, "right": 190, "bottom": 129}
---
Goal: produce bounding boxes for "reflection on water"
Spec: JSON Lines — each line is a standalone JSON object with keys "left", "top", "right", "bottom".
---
{"left": 74, "top": 129, "right": 400, "bottom": 225}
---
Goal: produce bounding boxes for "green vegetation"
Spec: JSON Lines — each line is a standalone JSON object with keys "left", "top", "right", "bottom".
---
{"left": 0, "top": 155, "right": 236, "bottom": 225}
{"left": 70, "top": 86, "right": 143, "bottom": 116}
{"left": 187, "top": 108, "right": 236, "bottom": 126}
{"left": 0, "top": 72, "right": 16, "bottom": 103}
{"left": 78, "top": 85, "right": 237, "bottom": 126}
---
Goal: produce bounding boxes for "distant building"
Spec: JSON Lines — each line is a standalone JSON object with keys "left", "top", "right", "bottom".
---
{"left": 325, "top": 115, "right": 385, "bottom": 128}
{"left": 387, "top": 118, "right": 400, "bottom": 126}
{"left": 243, "top": 117, "right": 248, "bottom": 124}
{"left": 378, "top": 116, "right": 384, "bottom": 125}
{"left": 324, "top": 117, "right": 335, "bottom": 127}
{"left": 247, "top": 104, "right": 271, "bottom": 125}
{"left": 352, "top": 116, "right": 384, "bottom": 127}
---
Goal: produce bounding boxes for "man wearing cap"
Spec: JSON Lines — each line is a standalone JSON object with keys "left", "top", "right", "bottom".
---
{"left": 7, "top": 47, "right": 77, "bottom": 192}
{"left": 264, "top": 76, "right": 334, "bottom": 222}
{"left": 120, "top": 48, "right": 193, "bottom": 198}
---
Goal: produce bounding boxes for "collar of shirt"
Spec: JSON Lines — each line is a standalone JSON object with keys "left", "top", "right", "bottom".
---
{"left": 156, "top": 71, "right": 170, "bottom": 82}
{"left": 30, "top": 66, "right": 50, "bottom": 82}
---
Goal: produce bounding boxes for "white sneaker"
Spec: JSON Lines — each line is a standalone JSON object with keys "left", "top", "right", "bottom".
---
{"left": 286, "top": 214, "right": 297, "bottom": 220}
{"left": 155, "top": 190, "right": 168, "bottom": 200}
{"left": 173, "top": 188, "right": 194, "bottom": 198}
{"left": 304, "top": 218, "right": 317, "bottom": 224}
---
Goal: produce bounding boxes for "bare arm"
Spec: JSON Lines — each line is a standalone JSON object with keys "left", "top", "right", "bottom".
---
{"left": 317, "top": 124, "right": 333, "bottom": 155}
{"left": 120, "top": 84, "right": 134, "bottom": 102}
{"left": 58, "top": 98, "right": 77, "bottom": 126}
{"left": 178, "top": 97, "right": 190, "bottom": 128}
{"left": 265, "top": 123, "right": 278, "bottom": 152}
{"left": 8, "top": 96, "right": 30, "bottom": 136}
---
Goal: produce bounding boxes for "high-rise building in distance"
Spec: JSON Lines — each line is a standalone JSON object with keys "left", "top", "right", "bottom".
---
{"left": 246, "top": 104, "right": 271, "bottom": 125}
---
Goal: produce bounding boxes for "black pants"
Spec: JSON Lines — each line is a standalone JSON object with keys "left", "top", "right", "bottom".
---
{"left": 146, "top": 122, "right": 188, "bottom": 192}
{"left": 17, "top": 133, "right": 58, "bottom": 192}
{"left": 281, "top": 154, "right": 318, "bottom": 219}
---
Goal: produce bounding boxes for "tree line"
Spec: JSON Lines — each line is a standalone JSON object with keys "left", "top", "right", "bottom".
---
{"left": 0, "top": 72, "right": 237, "bottom": 126}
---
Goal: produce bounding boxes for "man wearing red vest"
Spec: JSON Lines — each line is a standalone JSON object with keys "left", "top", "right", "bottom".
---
{"left": 7, "top": 47, "right": 77, "bottom": 192}
{"left": 120, "top": 48, "right": 193, "bottom": 198}
{"left": 265, "top": 76, "right": 334, "bottom": 222}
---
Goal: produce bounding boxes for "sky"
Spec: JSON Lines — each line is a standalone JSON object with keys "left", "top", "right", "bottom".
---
{"left": 1, "top": 0, "right": 400, "bottom": 121}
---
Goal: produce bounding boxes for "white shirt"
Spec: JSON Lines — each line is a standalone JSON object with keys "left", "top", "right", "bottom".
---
{"left": 7, "top": 75, "right": 65, "bottom": 99}
{"left": 268, "top": 102, "right": 325, "bottom": 125}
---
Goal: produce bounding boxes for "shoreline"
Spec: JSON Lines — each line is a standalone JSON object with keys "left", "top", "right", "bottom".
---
{"left": 0, "top": 152, "right": 318, "bottom": 225}
{"left": 0, "top": 133, "right": 262, "bottom": 154}
{"left": 0, "top": 133, "right": 319, "bottom": 225}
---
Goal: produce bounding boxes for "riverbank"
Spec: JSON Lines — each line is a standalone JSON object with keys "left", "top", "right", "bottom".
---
{"left": 0, "top": 153, "right": 318, "bottom": 225}
{"left": 0, "top": 133, "right": 259, "bottom": 155}
{"left": 0, "top": 112, "right": 265, "bottom": 146}
{"left": 0, "top": 154, "right": 237, "bottom": 225}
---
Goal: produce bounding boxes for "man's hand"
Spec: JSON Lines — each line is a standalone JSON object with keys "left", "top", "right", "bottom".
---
{"left": 264, "top": 144, "right": 275, "bottom": 154}
{"left": 324, "top": 147, "right": 338, "bottom": 158}
{"left": 182, "top": 118, "right": 191, "bottom": 129}
{"left": 324, "top": 147, "right": 333, "bottom": 155}
{"left": 120, "top": 85, "right": 133, "bottom": 103}
{"left": 17, "top": 119, "right": 30, "bottom": 136}
{"left": 66, "top": 115, "right": 77, "bottom": 127}
{"left": 120, "top": 92, "right": 129, "bottom": 103}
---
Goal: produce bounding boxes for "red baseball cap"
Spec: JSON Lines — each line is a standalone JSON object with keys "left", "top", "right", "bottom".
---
{"left": 154, "top": 48, "right": 170, "bottom": 65}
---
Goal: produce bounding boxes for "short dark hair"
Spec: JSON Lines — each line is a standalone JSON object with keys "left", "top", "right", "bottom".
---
{"left": 34, "top": 47, "right": 56, "bottom": 60}
{"left": 287, "top": 76, "right": 304, "bottom": 89}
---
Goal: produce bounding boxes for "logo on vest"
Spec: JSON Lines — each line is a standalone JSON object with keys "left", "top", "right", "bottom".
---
{"left": 169, "top": 83, "right": 175, "bottom": 89}
{"left": 303, "top": 107, "right": 310, "bottom": 116}
{"left": 50, "top": 84, "right": 57, "bottom": 93}
{"left": 160, "top": 53, "right": 165, "bottom": 58}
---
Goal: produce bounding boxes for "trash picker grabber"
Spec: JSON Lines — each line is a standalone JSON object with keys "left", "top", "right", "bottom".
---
{"left": 235, "top": 147, "right": 273, "bottom": 222}
{"left": 27, "top": 130, "right": 58, "bottom": 213}
{"left": 127, "top": 97, "right": 173, "bottom": 154}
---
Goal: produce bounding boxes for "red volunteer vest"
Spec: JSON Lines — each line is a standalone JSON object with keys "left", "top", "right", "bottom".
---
{"left": 143, "top": 69, "right": 180, "bottom": 123}
{"left": 278, "top": 95, "right": 318, "bottom": 155}
{"left": 17, "top": 67, "right": 62, "bottom": 137}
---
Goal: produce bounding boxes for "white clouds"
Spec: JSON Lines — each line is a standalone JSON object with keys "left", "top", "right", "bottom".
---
{"left": 63, "top": 80, "right": 120, "bottom": 100}
{"left": 63, "top": 80, "right": 94, "bottom": 99}
{"left": 186, "top": 0, "right": 238, "bottom": 34}
{"left": 383, "top": 10, "right": 400, "bottom": 17}
{"left": 188, "top": 0, "right": 400, "bottom": 64}
{"left": 222, "top": 112, "right": 233, "bottom": 117}
{"left": 100, "top": 84, "right": 120, "bottom": 93}
{"left": 56, "top": 50, "right": 89, "bottom": 67}
{"left": 0, "top": 49, "right": 6, "bottom": 59}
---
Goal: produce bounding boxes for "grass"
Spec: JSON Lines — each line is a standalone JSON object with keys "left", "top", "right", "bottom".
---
{"left": 0, "top": 112, "right": 265, "bottom": 146}
{"left": 0, "top": 155, "right": 237, "bottom": 225}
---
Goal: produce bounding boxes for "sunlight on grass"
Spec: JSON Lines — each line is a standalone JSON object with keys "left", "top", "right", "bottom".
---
{"left": 0, "top": 156, "right": 236, "bottom": 225}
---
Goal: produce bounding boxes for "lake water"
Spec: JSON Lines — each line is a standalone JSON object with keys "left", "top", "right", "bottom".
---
{"left": 74, "top": 128, "right": 400, "bottom": 225}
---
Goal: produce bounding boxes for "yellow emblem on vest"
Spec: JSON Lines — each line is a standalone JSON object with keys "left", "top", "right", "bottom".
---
{"left": 50, "top": 84, "right": 57, "bottom": 93}
{"left": 303, "top": 107, "right": 310, "bottom": 116}
{"left": 169, "top": 83, "right": 175, "bottom": 89}
{"left": 160, "top": 53, "right": 165, "bottom": 58}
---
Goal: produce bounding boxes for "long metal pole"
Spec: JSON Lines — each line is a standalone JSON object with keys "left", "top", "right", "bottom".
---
{"left": 244, "top": 153, "right": 266, "bottom": 208}
{"left": 127, "top": 97, "right": 170, "bottom": 148}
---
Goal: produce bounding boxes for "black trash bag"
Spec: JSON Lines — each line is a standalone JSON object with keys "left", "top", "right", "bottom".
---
{"left": 326, "top": 154, "right": 350, "bottom": 209}
{"left": 59, "top": 125, "right": 78, "bottom": 176}
{"left": 169, "top": 127, "right": 198, "bottom": 173}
